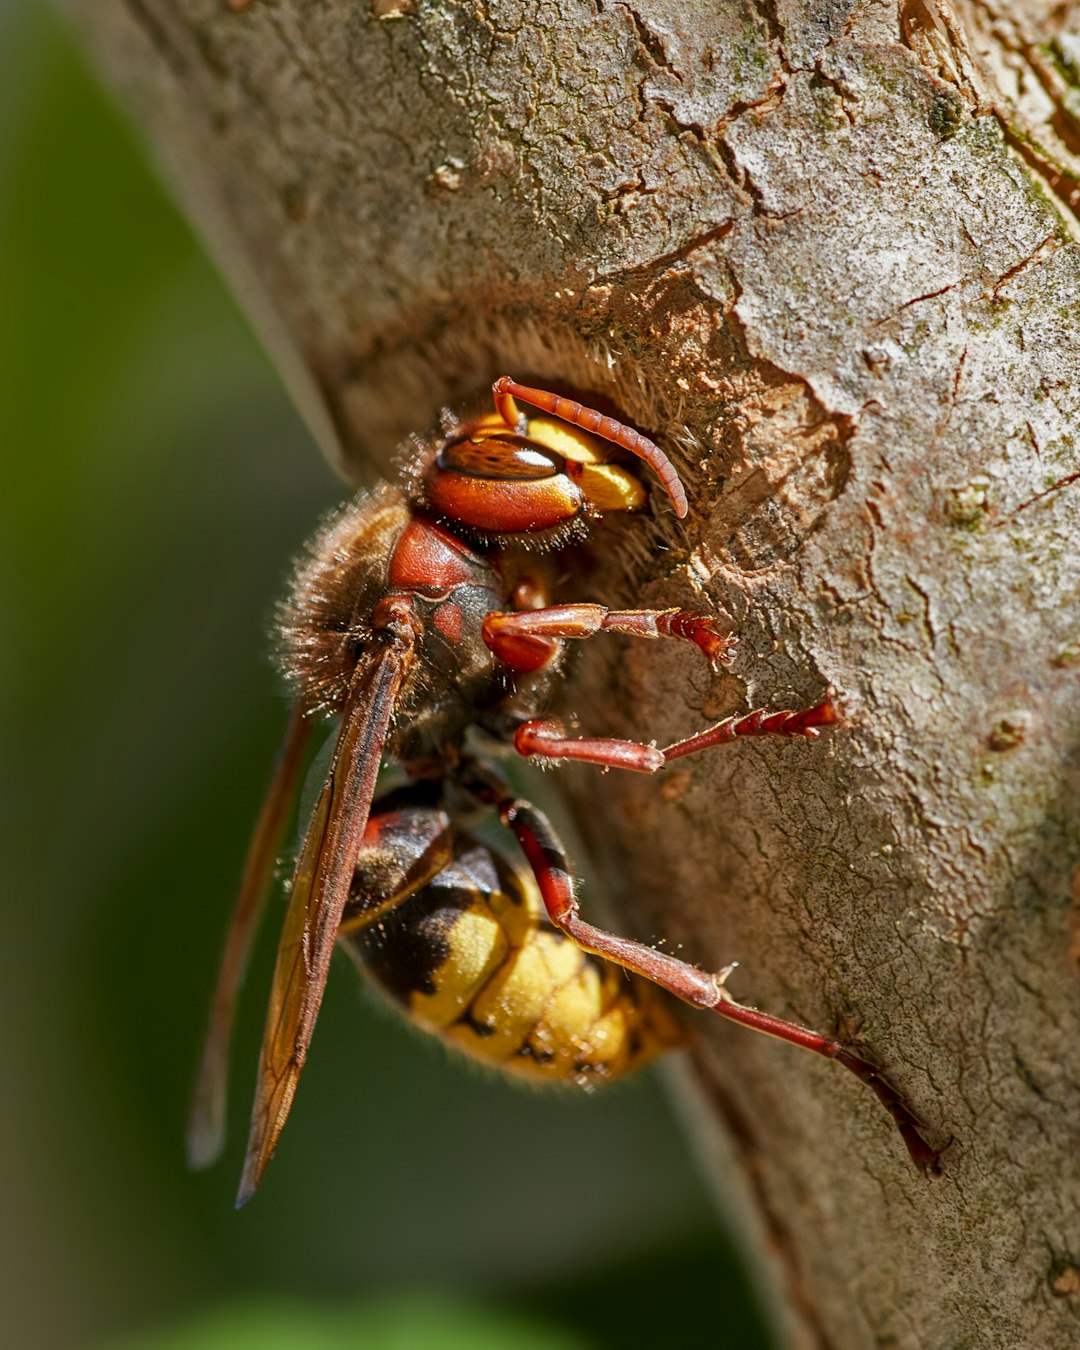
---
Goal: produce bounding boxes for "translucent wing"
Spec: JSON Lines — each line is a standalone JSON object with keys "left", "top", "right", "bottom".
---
{"left": 236, "top": 635, "right": 413, "bottom": 1206}
{"left": 187, "top": 705, "right": 312, "bottom": 1170}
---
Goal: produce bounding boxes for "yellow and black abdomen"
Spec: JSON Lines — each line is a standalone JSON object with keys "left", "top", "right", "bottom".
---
{"left": 339, "top": 793, "right": 684, "bottom": 1083}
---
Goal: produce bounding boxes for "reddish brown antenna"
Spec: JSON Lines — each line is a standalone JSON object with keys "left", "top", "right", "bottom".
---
{"left": 492, "top": 376, "right": 689, "bottom": 519}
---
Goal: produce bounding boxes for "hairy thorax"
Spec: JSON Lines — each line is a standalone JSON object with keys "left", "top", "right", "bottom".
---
{"left": 276, "top": 484, "right": 521, "bottom": 761}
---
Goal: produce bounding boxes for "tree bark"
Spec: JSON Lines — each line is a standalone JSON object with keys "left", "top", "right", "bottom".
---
{"left": 76, "top": 1, "right": 1080, "bottom": 1345}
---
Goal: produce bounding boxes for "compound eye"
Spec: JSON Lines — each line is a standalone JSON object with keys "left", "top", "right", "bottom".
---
{"left": 438, "top": 436, "right": 562, "bottom": 481}
{"left": 425, "top": 435, "right": 583, "bottom": 534}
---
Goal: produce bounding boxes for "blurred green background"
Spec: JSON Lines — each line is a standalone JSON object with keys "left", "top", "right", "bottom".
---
{"left": 1, "top": 6, "right": 774, "bottom": 1348}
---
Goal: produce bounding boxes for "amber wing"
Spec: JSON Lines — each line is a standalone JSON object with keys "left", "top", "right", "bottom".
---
{"left": 236, "top": 637, "right": 413, "bottom": 1206}
{"left": 187, "top": 705, "right": 312, "bottom": 1171}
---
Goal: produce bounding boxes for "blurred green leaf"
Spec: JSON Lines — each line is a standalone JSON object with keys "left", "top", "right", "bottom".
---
{"left": 112, "top": 1296, "right": 588, "bottom": 1350}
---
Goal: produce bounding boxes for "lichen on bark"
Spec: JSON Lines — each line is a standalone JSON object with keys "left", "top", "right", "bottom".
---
{"left": 75, "top": 1, "right": 1080, "bottom": 1345}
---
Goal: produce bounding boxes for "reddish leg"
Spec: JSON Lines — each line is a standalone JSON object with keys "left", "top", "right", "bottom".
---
{"left": 663, "top": 694, "right": 840, "bottom": 760}
{"left": 498, "top": 795, "right": 943, "bottom": 1174}
{"left": 515, "top": 721, "right": 664, "bottom": 773}
{"left": 483, "top": 603, "right": 736, "bottom": 672}
{"left": 513, "top": 729, "right": 658, "bottom": 772}
{"left": 513, "top": 693, "right": 840, "bottom": 775}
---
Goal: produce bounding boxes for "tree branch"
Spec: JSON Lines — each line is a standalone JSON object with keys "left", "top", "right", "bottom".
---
{"left": 75, "top": 1, "right": 1080, "bottom": 1343}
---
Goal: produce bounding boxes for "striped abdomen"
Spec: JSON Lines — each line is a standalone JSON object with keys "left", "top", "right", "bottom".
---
{"left": 339, "top": 797, "right": 684, "bottom": 1082}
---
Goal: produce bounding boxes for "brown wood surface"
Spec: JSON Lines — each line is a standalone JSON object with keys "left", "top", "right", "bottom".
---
{"left": 76, "top": 2, "right": 1080, "bottom": 1344}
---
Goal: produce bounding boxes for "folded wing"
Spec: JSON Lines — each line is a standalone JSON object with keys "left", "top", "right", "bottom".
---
{"left": 236, "top": 632, "right": 414, "bottom": 1206}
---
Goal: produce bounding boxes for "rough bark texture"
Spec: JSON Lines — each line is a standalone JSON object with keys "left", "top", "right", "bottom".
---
{"left": 77, "top": 1, "right": 1080, "bottom": 1345}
